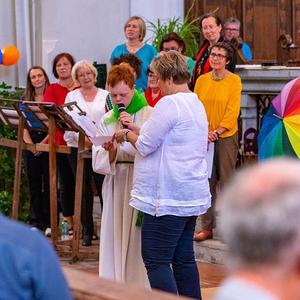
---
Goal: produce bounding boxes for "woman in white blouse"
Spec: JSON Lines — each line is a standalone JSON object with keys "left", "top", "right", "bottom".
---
{"left": 114, "top": 51, "right": 211, "bottom": 299}
{"left": 64, "top": 60, "right": 108, "bottom": 246}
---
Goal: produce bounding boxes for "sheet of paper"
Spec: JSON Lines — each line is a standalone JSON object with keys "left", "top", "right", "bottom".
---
{"left": 66, "top": 110, "right": 100, "bottom": 137}
{"left": 205, "top": 142, "right": 214, "bottom": 179}
{"left": 90, "top": 135, "right": 113, "bottom": 146}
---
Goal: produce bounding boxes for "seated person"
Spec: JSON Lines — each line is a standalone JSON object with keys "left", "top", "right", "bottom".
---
{"left": 144, "top": 68, "right": 163, "bottom": 107}
{"left": 0, "top": 213, "right": 72, "bottom": 299}
{"left": 223, "top": 17, "right": 252, "bottom": 63}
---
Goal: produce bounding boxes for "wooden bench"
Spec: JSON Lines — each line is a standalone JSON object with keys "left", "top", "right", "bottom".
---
{"left": 63, "top": 266, "right": 192, "bottom": 300}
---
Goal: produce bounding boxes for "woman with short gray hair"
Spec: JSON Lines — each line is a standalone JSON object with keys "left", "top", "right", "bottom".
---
{"left": 114, "top": 51, "right": 211, "bottom": 299}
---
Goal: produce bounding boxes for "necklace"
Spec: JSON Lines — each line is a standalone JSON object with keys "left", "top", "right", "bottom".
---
{"left": 211, "top": 71, "right": 226, "bottom": 81}
{"left": 126, "top": 41, "right": 143, "bottom": 53}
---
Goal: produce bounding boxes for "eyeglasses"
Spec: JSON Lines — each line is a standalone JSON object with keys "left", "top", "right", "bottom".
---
{"left": 77, "top": 71, "right": 93, "bottom": 78}
{"left": 224, "top": 28, "right": 239, "bottom": 32}
{"left": 202, "top": 25, "right": 218, "bottom": 32}
{"left": 148, "top": 72, "right": 157, "bottom": 78}
{"left": 209, "top": 53, "right": 227, "bottom": 60}
{"left": 162, "top": 47, "right": 179, "bottom": 52}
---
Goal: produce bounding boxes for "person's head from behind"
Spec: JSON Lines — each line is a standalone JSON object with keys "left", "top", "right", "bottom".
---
{"left": 111, "top": 53, "right": 141, "bottom": 79}
{"left": 71, "top": 60, "right": 98, "bottom": 88}
{"left": 209, "top": 42, "right": 233, "bottom": 71}
{"left": 150, "top": 51, "right": 190, "bottom": 96}
{"left": 223, "top": 17, "right": 241, "bottom": 42}
{"left": 219, "top": 158, "right": 300, "bottom": 274}
{"left": 200, "top": 13, "right": 222, "bottom": 44}
{"left": 107, "top": 64, "right": 135, "bottom": 108}
{"left": 52, "top": 52, "right": 75, "bottom": 80}
{"left": 25, "top": 66, "right": 50, "bottom": 100}
{"left": 159, "top": 32, "right": 186, "bottom": 55}
{"left": 124, "top": 16, "right": 146, "bottom": 42}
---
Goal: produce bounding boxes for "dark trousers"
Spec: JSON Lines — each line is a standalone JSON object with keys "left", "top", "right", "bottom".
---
{"left": 68, "top": 148, "right": 104, "bottom": 238}
{"left": 201, "top": 133, "right": 238, "bottom": 230}
{"left": 57, "top": 153, "right": 75, "bottom": 217}
{"left": 142, "top": 214, "right": 201, "bottom": 300}
{"left": 25, "top": 151, "right": 50, "bottom": 230}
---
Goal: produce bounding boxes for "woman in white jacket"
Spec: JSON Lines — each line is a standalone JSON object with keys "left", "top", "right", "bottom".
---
{"left": 114, "top": 51, "right": 211, "bottom": 299}
{"left": 64, "top": 60, "right": 108, "bottom": 246}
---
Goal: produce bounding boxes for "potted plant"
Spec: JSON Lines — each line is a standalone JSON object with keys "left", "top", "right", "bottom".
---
{"left": 147, "top": 1, "right": 200, "bottom": 58}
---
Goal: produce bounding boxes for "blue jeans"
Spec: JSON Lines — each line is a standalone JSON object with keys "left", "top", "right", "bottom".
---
{"left": 141, "top": 214, "right": 201, "bottom": 299}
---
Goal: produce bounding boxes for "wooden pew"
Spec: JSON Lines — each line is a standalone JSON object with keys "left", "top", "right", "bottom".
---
{"left": 63, "top": 266, "right": 192, "bottom": 300}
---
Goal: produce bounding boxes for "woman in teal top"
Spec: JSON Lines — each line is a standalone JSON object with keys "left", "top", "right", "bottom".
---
{"left": 110, "top": 16, "right": 157, "bottom": 91}
{"left": 159, "top": 32, "right": 195, "bottom": 75}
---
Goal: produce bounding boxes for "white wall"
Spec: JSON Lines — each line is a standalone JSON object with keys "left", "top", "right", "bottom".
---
{"left": 1, "top": 0, "right": 184, "bottom": 85}
{"left": 0, "top": 0, "right": 18, "bottom": 87}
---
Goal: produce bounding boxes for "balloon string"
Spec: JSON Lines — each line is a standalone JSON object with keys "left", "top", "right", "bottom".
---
{"left": 273, "top": 113, "right": 283, "bottom": 120}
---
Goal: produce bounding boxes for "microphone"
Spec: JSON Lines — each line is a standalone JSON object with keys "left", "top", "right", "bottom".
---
{"left": 117, "top": 103, "right": 127, "bottom": 128}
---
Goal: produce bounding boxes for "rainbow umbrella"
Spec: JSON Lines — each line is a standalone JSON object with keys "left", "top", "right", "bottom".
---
{"left": 258, "top": 76, "right": 300, "bottom": 160}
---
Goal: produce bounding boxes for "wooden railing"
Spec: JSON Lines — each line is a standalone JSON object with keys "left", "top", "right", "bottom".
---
{"left": 63, "top": 267, "right": 192, "bottom": 300}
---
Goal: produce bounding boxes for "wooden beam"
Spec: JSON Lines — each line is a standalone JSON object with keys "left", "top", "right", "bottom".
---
{"left": 63, "top": 267, "right": 191, "bottom": 300}
{"left": 0, "top": 138, "right": 70, "bottom": 154}
{"left": 72, "top": 132, "right": 85, "bottom": 261}
{"left": 12, "top": 117, "right": 25, "bottom": 219}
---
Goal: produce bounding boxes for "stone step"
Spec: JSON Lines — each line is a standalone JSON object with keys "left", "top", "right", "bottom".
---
{"left": 194, "top": 238, "right": 227, "bottom": 265}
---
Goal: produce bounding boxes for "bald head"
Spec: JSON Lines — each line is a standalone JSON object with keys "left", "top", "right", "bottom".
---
{"left": 219, "top": 158, "right": 300, "bottom": 270}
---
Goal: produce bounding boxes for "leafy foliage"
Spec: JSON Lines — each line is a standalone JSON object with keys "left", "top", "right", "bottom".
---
{"left": 0, "top": 82, "right": 29, "bottom": 221}
{"left": 147, "top": 2, "right": 200, "bottom": 58}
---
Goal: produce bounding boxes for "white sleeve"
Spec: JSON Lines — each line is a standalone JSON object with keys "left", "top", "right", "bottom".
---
{"left": 64, "top": 92, "right": 79, "bottom": 146}
{"left": 92, "top": 116, "right": 117, "bottom": 175}
{"left": 135, "top": 97, "right": 178, "bottom": 157}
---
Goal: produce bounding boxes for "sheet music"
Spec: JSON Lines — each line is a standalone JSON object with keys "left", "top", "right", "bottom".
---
{"left": 205, "top": 142, "right": 214, "bottom": 179}
{"left": 64, "top": 108, "right": 112, "bottom": 146}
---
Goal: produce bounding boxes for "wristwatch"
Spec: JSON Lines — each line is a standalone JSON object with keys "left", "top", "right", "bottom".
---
{"left": 124, "top": 130, "right": 130, "bottom": 142}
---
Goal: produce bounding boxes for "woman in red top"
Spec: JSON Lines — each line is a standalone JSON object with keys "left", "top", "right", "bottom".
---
{"left": 44, "top": 52, "right": 78, "bottom": 230}
{"left": 144, "top": 68, "right": 163, "bottom": 107}
{"left": 190, "top": 13, "right": 235, "bottom": 90}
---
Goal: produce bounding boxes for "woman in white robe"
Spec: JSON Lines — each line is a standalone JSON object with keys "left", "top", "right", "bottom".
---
{"left": 92, "top": 64, "right": 151, "bottom": 287}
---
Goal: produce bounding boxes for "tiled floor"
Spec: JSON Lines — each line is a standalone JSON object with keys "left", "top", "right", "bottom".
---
{"left": 60, "top": 238, "right": 226, "bottom": 300}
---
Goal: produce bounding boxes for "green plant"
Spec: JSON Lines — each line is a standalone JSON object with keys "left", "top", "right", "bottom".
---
{"left": 0, "top": 82, "right": 29, "bottom": 221}
{"left": 147, "top": 2, "right": 200, "bottom": 58}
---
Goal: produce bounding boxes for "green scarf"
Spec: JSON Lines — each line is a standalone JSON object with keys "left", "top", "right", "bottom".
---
{"left": 104, "top": 89, "right": 148, "bottom": 124}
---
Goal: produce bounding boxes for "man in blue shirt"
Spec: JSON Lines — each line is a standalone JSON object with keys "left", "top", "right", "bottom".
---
{"left": 223, "top": 17, "right": 253, "bottom": 63}
{"left": 0, "top": 214, "right": 72, "bottom": 300}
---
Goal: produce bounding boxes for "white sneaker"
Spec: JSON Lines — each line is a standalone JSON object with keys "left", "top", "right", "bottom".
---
{"left": 45, "top": 228, "right": 51, "bottom": 237}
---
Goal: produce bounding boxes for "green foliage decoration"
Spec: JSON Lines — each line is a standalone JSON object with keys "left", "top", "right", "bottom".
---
{"left": 0, "top": 82, "right": 29, "bottom": 221}
{"left": 147, "top": 2, "right": 200, "bottom": 58}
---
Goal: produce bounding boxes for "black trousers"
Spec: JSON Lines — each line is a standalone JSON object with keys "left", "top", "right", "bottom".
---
{"left": 68, "top": 148, "right": 104, "bottom": 238}
{"left": 24, "top": 151, "right": 50, "bottom": 230}
{"left": 57, "top": 153, "right": 75, "bottom": 217}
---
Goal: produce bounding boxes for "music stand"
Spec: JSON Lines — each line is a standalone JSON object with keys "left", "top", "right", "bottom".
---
{"left": 39, "top": 102, "right": 90, "bottom": 261}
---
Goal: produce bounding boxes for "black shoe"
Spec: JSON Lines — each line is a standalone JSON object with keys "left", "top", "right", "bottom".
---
{"left": 82, "top": 236, "right": 92, "bottom": 247}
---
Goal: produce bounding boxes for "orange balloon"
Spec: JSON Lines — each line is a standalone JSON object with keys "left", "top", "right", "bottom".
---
{"left": 2, "top": 45, "right": 20, "bottom": 66}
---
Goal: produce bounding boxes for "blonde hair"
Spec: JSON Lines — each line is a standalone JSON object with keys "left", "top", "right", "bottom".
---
{"left": 124, "top": 16, "right": 146, "bottom": 41}
{"left": 71, "top": 60, "right": 98, "bottom": 85}
{"left": 150, "top": 51, "right": 190, "bottom": 84}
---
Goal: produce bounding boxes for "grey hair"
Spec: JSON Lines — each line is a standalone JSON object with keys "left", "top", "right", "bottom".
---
{"left": 219, "top": 159, "right": 300, "bottom": 271}
{"left": 150, "top": 50, "right": 190, "bottom": 84}
{"left": 71, "top": 60, "right": 98, "bottom": 85}
{"left": 224, "top": 17, "right": 241, "bottom": 28}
